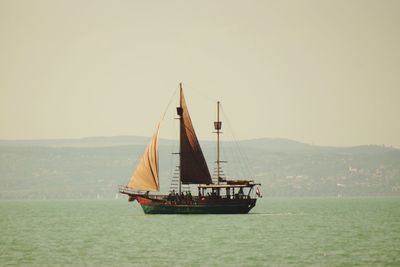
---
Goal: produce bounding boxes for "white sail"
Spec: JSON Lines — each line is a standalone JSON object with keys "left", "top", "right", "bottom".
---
{"left": 127, "top": 125, "right": 160, "bottom": 192}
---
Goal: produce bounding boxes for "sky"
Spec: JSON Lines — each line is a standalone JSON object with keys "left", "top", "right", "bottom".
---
{"left": 0, "top": 0, "right": 399, "bottom": 147}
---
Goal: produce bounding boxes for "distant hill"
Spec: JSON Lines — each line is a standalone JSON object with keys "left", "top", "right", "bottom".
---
{"left": 234, "top": 138, "right": 318, "bottom": 151}
{"left": 0, "top": 136, "right": 399, "bottom": 199}
{"left": 0, "top": 136, "right": 167, "bottom": 147}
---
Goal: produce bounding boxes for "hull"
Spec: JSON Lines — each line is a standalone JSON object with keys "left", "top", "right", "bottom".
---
{"left": 135, "top": 196, "right": 257, "bottom": 214}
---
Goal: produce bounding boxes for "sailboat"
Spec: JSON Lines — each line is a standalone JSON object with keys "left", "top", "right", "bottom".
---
{"left": 119, "top": 83, "right": 261, "bottom": 214}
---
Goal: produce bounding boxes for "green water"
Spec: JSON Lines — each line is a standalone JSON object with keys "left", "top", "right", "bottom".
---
{"left": 1, "top": 198, "right": 399, "bottom": 266}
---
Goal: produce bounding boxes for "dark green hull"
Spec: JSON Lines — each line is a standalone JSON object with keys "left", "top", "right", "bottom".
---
{"left": 136, "top": 196, "right": 257, "bottom": 214}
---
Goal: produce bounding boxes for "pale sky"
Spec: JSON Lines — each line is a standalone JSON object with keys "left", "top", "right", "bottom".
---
{"left": 0, "top": 0, "right": 399, "bottom": 147}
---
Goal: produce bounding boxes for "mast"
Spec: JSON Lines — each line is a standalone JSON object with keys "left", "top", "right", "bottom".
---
{"left": 177, "top": 83, "right": 183, "bottom": 194}
{"left": 214, "top": 101, "right": 222, "bottom": 184}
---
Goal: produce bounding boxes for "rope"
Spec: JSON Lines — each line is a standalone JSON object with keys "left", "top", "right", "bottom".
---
{"left": 159, "top": 87, "right": 179, "bottom": 125}
{"left": 220, "top": 104, "right": 255, "bottom": 180}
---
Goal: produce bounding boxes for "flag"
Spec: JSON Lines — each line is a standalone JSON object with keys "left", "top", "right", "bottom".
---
{"left": 256, "top": 187, "right": 262, "bottom": 197}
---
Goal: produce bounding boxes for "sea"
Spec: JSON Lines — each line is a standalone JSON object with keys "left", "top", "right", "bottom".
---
{"left": 1, "top": 197, "right": 399, "bottom": 266}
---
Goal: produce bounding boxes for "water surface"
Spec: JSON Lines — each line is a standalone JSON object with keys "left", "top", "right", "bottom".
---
{"left": 1, "top": 198, "right": 399, "bottom": 266}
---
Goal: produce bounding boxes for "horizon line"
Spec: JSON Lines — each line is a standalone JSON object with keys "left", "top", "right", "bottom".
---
{"left": 0, "top": 135, "right": 398, "bottom": 149}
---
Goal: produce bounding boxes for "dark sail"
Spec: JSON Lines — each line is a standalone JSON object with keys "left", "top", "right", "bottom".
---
{"left": 178, "top": 87, "right": 212, "bottom": 184}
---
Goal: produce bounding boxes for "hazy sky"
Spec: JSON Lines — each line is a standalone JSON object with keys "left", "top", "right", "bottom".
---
{"left": 1, "top": 0, "right": 399, "bottom": 147}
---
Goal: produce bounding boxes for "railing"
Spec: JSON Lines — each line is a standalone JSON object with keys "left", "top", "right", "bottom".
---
{"left": 118, "top": 185, "right": 253, "bottom": 201}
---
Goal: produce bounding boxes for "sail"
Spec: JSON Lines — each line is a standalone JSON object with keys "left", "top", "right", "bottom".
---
{"left": 179, "top": 88, "right": 213, "bottom": 184}
{"left": 127, "top": 126, "right": 160, "bottom": 191}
